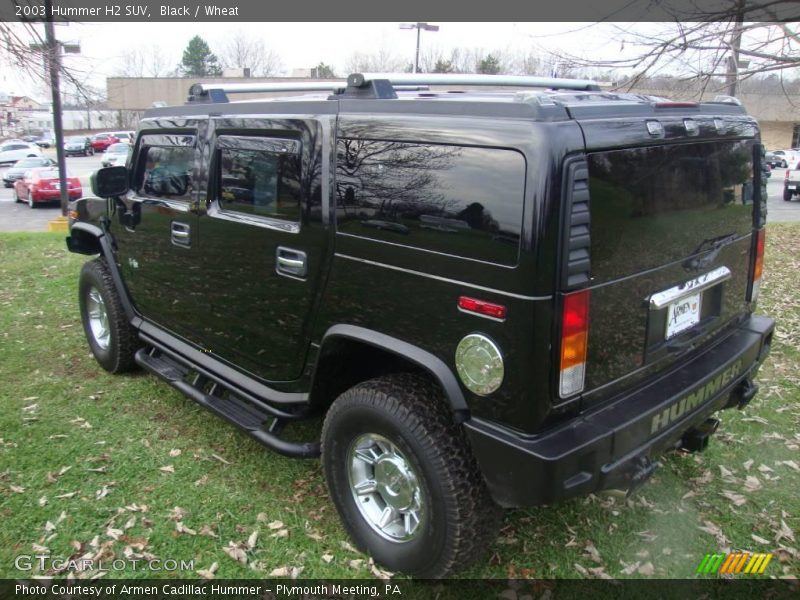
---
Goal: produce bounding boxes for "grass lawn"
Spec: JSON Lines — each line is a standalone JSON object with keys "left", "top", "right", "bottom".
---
{"left": 0, "top": 225, "right": 797, "bottom": 581}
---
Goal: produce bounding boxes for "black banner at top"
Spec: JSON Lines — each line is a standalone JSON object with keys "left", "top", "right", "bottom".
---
{"left": 0, "top": 0, "right": 798, "bottom": 22}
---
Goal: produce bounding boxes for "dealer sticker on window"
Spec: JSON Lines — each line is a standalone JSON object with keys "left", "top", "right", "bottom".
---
{"left": 665, "top": 292, "right": 702, "bottom": 339}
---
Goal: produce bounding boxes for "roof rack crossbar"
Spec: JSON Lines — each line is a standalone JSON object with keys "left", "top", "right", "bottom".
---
{"left": 186, "top": 73, "right": 601, "bottom": 103}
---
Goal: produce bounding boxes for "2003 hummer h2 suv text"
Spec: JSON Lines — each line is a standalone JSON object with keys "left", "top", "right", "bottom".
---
{"left": 66, "top": 73, "right": 775, "bottom": 577}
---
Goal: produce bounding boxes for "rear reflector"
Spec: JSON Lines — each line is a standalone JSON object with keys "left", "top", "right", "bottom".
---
{"left": 751, "top": 228, "right": 765, "bottom": 302}
{"left": 457, "top": 296, "right": 507, "bottom": 320}
{"left": 559, "top": 289, "right": 590, "bottom": 397}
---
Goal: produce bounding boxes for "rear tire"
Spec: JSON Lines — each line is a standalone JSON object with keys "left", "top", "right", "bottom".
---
{"left": 27, "top": 192, "right": 35, "bottom": 209}
{"left": 784, "top": 188, "right": 794, "bottom": 202}
{"left": 79, "top": 258, "right": 139, "bottom": 373}
{"left": 321, "top": 373, "right": 501, "bottom": 578}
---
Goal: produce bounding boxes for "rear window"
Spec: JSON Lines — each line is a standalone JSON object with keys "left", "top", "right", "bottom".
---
{"left": 335, "top": 140, "right": 525, "bottom": 266}
{"left": 588, "top": 140, "right": 755, "bottom": 282}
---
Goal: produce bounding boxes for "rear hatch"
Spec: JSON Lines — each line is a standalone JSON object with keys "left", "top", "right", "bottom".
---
{"left": 566, "top": 111, "right": 761, "bottom": 407}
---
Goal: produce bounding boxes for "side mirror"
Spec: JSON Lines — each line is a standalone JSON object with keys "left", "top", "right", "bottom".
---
{"left": 91, "top": 166, "right": 128, "bottom": 197}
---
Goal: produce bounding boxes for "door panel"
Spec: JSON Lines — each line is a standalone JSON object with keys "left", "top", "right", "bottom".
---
{"left": 112, "top": 133, "right": 200, "bottom": 339}
{"left": 196, "top": 120, "right": 329, "bottom": 382}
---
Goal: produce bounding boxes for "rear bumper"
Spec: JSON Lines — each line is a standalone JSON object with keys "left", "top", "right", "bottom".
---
{"left": 465, "top": 314, "right": 775, "bottom": 507}
{"left": 32, "top": 190, "right": 82, "bottom": 202}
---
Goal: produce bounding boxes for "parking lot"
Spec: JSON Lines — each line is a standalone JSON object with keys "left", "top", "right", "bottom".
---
{"left": 2, "top": 150, "right": 800, "bottom": 232}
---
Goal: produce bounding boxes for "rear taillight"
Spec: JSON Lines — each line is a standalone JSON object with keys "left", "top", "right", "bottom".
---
{"left": 559, "top": 289, "right": 590, "bottom": 398}
{"left": 750, "top": 228, "right": 765, "bottom": 303}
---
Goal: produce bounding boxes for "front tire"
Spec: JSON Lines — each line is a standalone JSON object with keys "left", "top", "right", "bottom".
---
{"left": 27, "top": 192, "right": 35, "bottom": 209}
{"left": 321, "top": 373, "right": 501, "bottom": 578}
{"left": 79, "top": 258, "right": 139, "bottom": 373}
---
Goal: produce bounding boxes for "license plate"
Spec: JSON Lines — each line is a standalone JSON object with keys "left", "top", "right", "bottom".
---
{"left": 665, "top": 292, "right": 702, "bottom": 339}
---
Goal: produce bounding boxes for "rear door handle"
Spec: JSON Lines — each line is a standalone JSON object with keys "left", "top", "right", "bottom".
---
{"left": 276, "top": 246, "right": 307, "bottom": 278}
{"left": 171, "top": 221, "right": 191, "bottom": 247}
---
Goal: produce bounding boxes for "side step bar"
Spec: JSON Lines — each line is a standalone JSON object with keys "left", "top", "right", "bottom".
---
{"left": 135, "top": 347, "right": 321, "bottom": 459}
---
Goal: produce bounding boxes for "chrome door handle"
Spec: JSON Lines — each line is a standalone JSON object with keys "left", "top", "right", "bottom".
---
{"left": 276, "top": 246, "right": 307, "bottom": 278}
{"left": 171, "top": 221, "right": 191, "bottom": 247}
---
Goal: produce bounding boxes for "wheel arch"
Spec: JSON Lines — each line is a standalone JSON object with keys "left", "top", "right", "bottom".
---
{"left": 310, "top": 324, "right": 468, "bottom": 419}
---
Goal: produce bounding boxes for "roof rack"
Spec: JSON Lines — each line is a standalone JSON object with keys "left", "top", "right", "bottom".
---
{"left": 186, "top": 72, "right": 601, "bottom": 104}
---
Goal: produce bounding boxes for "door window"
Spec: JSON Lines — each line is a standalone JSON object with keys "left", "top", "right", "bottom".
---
{"left": 136, "top": 146, "right": 194, "bottom": 200}
{"left": 215, "top": 139, "right": 302, "bottom": 222}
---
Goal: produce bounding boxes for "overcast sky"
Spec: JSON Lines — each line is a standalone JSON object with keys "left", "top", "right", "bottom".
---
{"left": 1, "top": 21, "right": 631, "bottom": 100}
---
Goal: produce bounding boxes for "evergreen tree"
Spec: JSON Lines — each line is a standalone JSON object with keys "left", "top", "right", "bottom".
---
{"left": 180, "top": 36, "right": 222, "bottom": 77}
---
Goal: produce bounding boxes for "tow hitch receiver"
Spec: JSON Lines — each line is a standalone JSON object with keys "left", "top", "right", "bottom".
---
{"left": 626, "top": 456, "right": 659, "bottom": 498}
{"left": 681, "top": 417, "right": 721, "bottom": 453}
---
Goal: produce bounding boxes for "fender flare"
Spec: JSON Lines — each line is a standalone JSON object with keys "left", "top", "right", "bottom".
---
{"left": 67, "top": 222, "right": 137, "bottom": 322}
{"left": 318, "top": 324, "right": 468, "bottom": 413}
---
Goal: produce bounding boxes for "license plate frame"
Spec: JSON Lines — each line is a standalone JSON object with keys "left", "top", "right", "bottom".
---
{"left": 664, "top": 291, "right": 702, "bottom": 339}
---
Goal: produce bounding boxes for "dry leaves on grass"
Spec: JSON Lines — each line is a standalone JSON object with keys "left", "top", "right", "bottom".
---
{"left": 175, "top": 522, "right": 196, "bottom": 536}
{"left": 197, "top": 562, "right": 218, "bottom": 580}
{"left": 269, "top": 566, "right": 303, "bottom": 578}
{"left": 159, "top": 465, "right": 175, "bottom": 474}
{"left": 721, "top": 490, "right": 747, "bottom": 506}
{"left": 698, "top": 520, "right": 731, "bottom": 550}
{"left": 169, "top": 449, "right": 182, "bottom": 457}
{"left": 222, "top": 541, "right": 248, "bottom": 564}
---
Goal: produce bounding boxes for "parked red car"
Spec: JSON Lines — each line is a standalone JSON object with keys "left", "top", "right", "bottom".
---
{"left": 90, "top": 133, "right": 119, "bottom": 152}
{"left": 13, "top": 168, "right": 82, "bottom": 208}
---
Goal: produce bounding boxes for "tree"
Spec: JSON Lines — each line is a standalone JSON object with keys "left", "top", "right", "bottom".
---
{"left": 345, "top": 47, "right": 405, "bottom": 74}
{"left": 313, "top": 62, "right": 336, "bottom": 78}
{"left": 117, "top": 46, "right": 173, "bottom": 77}
{"left": 218, "top": 31, "right": 281, "bottom": 77}
{"left": 539, "top": 1, "right": 800, "bottom": 96}
{"left": 180, "top": 35, "right": 221, "bottom": 77}
{"left": 477, "top": 54, "right": 502, "bottom": 75}
{"left": 433, "top": 59, "right": 455, "bottom": 73}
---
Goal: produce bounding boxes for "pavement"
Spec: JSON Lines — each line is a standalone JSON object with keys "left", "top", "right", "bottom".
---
{"left": 1, "top": 151, "right": 799, "bottom": 232}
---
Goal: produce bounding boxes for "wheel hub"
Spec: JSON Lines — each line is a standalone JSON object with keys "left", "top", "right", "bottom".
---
{"left": 86, "top": 287, "right": 110, "bottom": 350}
{"left": 347, "top": 433, "right": 424, "bottom": 542}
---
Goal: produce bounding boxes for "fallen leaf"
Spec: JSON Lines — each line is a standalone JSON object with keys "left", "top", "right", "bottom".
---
{"left": 55, "top": 491, "right": 77, "bottom": 499}
{"left": 744, "top": 476, "right": 762, "bottom": 491}
{"left": 776, "top": 520, "right": 795, "bottom": 544}
{"left": 781, "top": 460, "right": 800, "bottom": 472}
{"left": 743, "top": 459, "right": 754, "bottom": 471}
{"left": 168, "top": 507, "right": 187, "bottom": 521}
{"left": 348, "top": 559, "right": 364, "bottom": 570}
{"left": 584, "top": 541, "right": 603, "bottom": 564}
{"left": 752, "top": 534, "right": 771, "bottom": 545}
{"left": 321, "top": 553, "right": 334, "bottom": 564}
{"left": 106, "top": 527, "right": 122, "bottom": 540}
{"left": 721, "top": 490, "right": 747, "bottom": 506}
{"left": 256, "top": 512, "right": 268, "bottom": 522}
{"left": 223, "top": 541, "right": 247, "bottom": 564}
{"left": 758, "top": 464, "right": 775, "bottom": 473}
{"left": 32, "top": 543, "right": 49, "bottom": 553}
{"left": 44, "top": 521, "right": 56, "bottom": 532}
{"left": 159, "top": 465, "right": 175, "bottom": 474}
{"left": 340, "top": 541, "right": 358, "bottom": 553}
{"left": 87, "top": 467, "right": 107, "bottom": 474}
{"left": 95, "top": 486, "right": 110, "bottom": 500}
{"left": 271, "top": 529, "right": 289, "bottom": 539}
{"left": 637, "top": 562, "right": 655, "bottom": 576}
{"left": 247, "top": 530, "right": 258, "bottom": 549}
{"left": 199, "top": 525, "right": 218, "bottom": 538}
{"left": 169, "top": 449, "right": 182, "bottom": 457}
{"left": 194, "top": 475, "right": 208, "bottom": 487}
{"left": 123, "top": 516, "right": 136, "bottom": 530}
{"left": 197, "top": 562, "right": 218, "bottom": 580}
{"left": 38, "top": 496, "right": 47, "bottom": 507}
{"left": 267, "top": 520, "right": 284, "bottom": 530}
{"left": 211, "top": 454, "right": 231, "bottom": 465}
{"left": 175, "top": 522, "right": 196, "bottom": 536}
{"left": 9, "top": 485, "right": 25, "bottom": 493}
{"left": 620, "top": 560, "right": 640, "bottom": 575}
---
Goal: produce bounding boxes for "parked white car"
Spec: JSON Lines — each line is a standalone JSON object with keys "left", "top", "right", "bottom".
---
{"left": 0, "top": 142, "right": 42, "bottom": 165}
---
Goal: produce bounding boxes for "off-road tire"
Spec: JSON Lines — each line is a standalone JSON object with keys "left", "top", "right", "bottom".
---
{"left": 784, "top": 188, "right": 793, "bottom": 202}
{"left": 321, "top": 373, "right": 501, "bottom": 578}
{"left": 79, "top": 258, "right": 139, "bottom": 373}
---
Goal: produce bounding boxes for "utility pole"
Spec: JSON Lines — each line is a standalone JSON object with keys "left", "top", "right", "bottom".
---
{"left": 726, "top": 0, "right": 745, "bottom": 97}
{"left": 44, "top": 0, "right": 69, "bottom": 217}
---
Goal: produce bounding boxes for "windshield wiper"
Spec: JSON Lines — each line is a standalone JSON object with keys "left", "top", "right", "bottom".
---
{"left": 683, "top": 232, "right": 739, "bottom": 271}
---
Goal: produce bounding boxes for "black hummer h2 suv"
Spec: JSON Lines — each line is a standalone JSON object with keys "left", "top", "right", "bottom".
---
{"left": 66, "top": 73, "right": 775, "bottom": 577}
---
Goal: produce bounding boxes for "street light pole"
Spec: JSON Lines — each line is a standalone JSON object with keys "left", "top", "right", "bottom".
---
{"left": 399, "top": 23, "right": 439, "bottom": 74}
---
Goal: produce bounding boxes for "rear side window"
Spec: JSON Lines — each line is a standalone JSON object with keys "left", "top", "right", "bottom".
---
{"left": 335, "top": 140, "right": 525, "bottom": 266}
{"left": 215, "top": 137, "right": 302, "bottom": 222}
{"left": 136, "top": 146, "right": 194, "bottom": 201}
